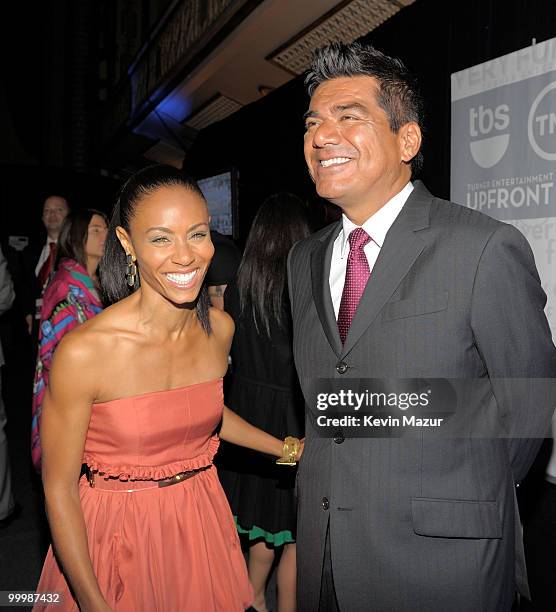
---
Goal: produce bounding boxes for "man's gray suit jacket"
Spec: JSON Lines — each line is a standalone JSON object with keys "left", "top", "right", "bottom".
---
{"left": 287, "top": 182, "right": 556, "bottom": 611}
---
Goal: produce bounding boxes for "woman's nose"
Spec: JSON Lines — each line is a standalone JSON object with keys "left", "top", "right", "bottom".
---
{"left": 172, "top": 241, "right": 194, "bottom": 266}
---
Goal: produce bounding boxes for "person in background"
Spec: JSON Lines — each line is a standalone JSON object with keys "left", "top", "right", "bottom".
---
{"left": 31, "top": 209, "right": 107, "bottom": 472}
{"left": 0, "top": 244, "right": 16, "bottom": 528}
{"left": 221, "top": 193, "right": 311, "bottom": 612}
{"left": 22, "top": 195, "right": 70, "bottom": 338}
{"left": 206, "top": 229, "right": 242, "bottom": 310}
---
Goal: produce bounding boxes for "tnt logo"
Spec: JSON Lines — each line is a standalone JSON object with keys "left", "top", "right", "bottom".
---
{"left": 469, "top": 104, "right": 510, "bottom": 168}
{"left": 528, "top": 81, "right": 556, "bottom": 161}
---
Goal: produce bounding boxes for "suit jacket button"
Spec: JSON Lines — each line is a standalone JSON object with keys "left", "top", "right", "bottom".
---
{"left": 322, "top": 497, "right": 330, "bottom": 510}
{"left": 333, "top": 431, "right": 344, "bottom": 444}
{"left": 336, "top": 361, "right": 348, "bottom": 374}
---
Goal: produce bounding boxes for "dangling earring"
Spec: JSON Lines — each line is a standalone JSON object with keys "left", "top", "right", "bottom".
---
{"left": 126, "top": 254, "right": 137, "bottom": 287}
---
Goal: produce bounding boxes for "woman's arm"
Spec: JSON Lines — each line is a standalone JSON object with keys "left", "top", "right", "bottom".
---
{"left": 220, "top": 406, "right": 284, "bottom": 457}
{"left": 40, "top": 332, "right": 112, "bottom": 612}
{"left": 220, "top": 407, "right": 304, "bottom": 461}
{"left": 211, "top": 307, "right": 303, "bottom": 460}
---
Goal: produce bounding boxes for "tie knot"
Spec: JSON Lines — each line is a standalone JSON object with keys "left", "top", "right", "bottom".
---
{"left": 348, "top": 228, "right": 371, "bottom": 252}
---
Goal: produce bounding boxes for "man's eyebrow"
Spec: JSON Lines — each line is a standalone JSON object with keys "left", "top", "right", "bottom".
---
{"left": 303, "top": 102, "right": 369, "bottom": 122}
{"left": 332, "top": 102, "right": 368, "bottom": 114}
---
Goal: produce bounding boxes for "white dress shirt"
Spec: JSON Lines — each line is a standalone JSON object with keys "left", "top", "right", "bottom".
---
{"left": 329, "top": 182, "right": 414, "bottom": 318}
{"left": 35, "top": 237, "right": 57, "bottom": 277}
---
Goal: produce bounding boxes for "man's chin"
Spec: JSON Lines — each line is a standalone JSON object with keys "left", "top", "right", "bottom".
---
{"left": 315, "top": 183, "right": 347, "bottom": 203}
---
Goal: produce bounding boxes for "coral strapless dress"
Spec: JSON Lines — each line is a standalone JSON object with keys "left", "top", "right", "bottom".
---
{"left": 34, "top": 379, "right": 253, "bottom": 611}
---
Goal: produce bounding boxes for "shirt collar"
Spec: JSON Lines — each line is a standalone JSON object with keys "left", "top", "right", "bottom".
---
{"left": 339, "top": 181, "right": 414, "bottom": 257}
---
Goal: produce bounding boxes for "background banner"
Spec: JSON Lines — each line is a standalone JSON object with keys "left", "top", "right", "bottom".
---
{"left": 451, "top": 37, "right": 556, "bottom": 335}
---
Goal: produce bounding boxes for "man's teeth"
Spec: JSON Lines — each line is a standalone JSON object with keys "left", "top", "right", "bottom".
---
{"left": 166, "top": 270, "right": 197, "bottom": 285}
{"left": 320, "top": 157, "right": 350, "bottom": 167}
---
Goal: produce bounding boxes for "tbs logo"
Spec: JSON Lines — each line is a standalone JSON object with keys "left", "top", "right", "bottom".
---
{"left": 468, "top": 104, "right": 510, "bottom": 168}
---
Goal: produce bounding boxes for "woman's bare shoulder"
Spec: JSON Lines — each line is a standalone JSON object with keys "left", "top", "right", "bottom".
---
{"left": 51, "top": 299, "right": 139, "bottom": 401}
{"left": 208, "top": 307, "right": 234, "bottom": 341}
{"left": 59, "top": 298, "right": 136, "bottom": 358}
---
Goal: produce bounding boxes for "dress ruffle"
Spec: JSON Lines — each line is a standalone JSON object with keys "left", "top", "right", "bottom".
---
{"left": 82, "top": 436, "right": 220, "bottom": 481}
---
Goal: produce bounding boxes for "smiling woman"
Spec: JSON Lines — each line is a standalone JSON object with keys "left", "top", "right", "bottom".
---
{"left": 33, "top": 165, "right": 300, "bottom": 612}
{"left": 100, "top": 167, "right": 213, "bottom": 331}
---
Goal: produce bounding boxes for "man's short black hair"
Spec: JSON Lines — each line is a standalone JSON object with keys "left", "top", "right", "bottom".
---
{"left": 305, "top": 41, "right": 425, "bottom": 175}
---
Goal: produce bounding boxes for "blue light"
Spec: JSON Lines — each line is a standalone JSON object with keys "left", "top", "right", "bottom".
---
{"left": 156, "top": 96, "right": 193, "bottom": 121}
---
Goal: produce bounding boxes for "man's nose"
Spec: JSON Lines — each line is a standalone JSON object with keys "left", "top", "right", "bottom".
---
{"left": 312, "top": 120, "right": 341, "bottom": 147}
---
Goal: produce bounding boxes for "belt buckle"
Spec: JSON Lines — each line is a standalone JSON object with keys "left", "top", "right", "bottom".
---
{"left": 158, "top": 470, "right": 192, "bottom": 488}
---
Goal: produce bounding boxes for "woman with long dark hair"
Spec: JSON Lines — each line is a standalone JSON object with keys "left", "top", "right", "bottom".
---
{"left": 221, "top": 193, "right": 311, "bottom": 612}
{"left": 34, "top": 166, "right": 301, "bottom": 611}
{"left": 31, "top": 209, "right": 108, "bottom": 472}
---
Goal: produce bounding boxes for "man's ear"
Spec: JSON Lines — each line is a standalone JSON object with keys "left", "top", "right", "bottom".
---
{"left": 115, "top": 226, "right": 135, "bottom": 260}
{"left": 399, "top": 122, "right": 422, "bottom": 164}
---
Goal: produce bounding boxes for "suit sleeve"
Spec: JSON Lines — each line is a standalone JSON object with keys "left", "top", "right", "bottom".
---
{"left": 20, "top": 245, "right": 41, "bottom": 317}
{"left": 470, "top": 223, "right": 556, "bottom": 482}
{"left": 0, "top": 246, "right": 15, "bottom": 316}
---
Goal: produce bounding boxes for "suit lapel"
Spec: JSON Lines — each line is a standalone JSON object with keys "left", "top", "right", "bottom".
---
{"left": 341, "top": 182, "right": 432, "bottom": 358}
{"left": 311, "top": 221, "right": 343, "bottom": 358}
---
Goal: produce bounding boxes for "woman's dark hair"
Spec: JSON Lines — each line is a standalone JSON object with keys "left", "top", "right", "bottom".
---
{"left": 237, "top": 193, "right": 311, "bottom": 336}
{"left": 99, "top": 164, "right": 212, "bottom": 334}
{"left": 56, "top": 208, "right": 108, "bottom": 273}
{"left": 305, "top": 41, "right": 425, "bottom": 175}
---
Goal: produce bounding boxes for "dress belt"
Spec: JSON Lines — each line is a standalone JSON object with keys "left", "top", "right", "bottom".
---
{"left": 82, "top": 465, "right": 210, "bottom": 491}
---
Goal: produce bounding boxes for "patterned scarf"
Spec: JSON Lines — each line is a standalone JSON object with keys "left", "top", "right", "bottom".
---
{"left": 31, "top": 258, "right": 103, "bottom": 471}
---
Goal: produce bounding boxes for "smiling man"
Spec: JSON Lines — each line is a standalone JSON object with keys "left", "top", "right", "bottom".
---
{"left": 287, "top": 42, "right": 556, "bottom": 611}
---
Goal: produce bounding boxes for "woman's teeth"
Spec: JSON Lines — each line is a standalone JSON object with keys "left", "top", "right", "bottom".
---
{"left": 165, "top": 270, "right": 197, "bottom": 285}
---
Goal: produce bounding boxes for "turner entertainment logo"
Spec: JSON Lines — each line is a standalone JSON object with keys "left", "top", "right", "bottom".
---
{"left": 469, "top": 104, "right": 510, "bottom": 168}
{"left": 528, "top": 81, "right": 556, "bottom": 161}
